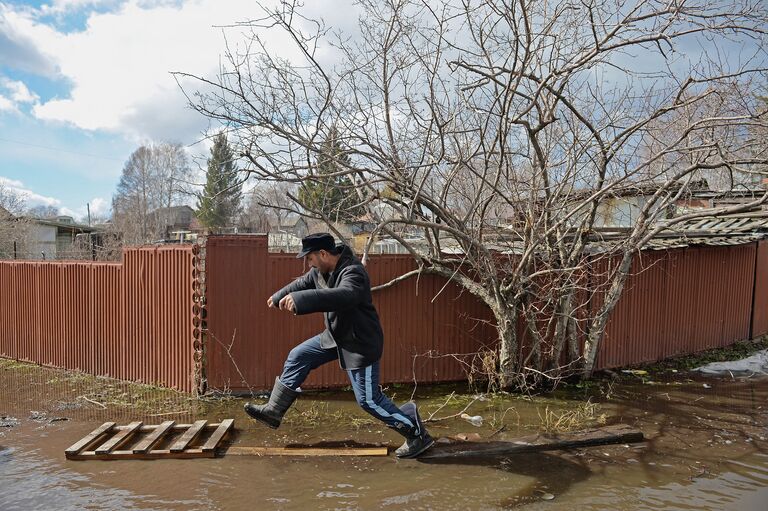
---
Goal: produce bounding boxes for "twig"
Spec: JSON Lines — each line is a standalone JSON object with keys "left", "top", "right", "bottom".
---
{"left": 488, "top": 424, "right": 507, "bottom": 438}
{"left": 77, "top": 395, "right": 107, "bottom": 409}
{"left": 426, "top": 391, "right": 455, "bottom": 420}
{"left": 148, "top": 410, "right": 189, "bottom": 417}
{"left": 207, "top": 328, "right": 257, "bottom": 398}
{"left": 424, "top": 396, "right": 480, "bottom": 423}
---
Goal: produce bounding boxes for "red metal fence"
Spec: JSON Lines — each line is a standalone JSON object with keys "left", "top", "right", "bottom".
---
{"left": 203, "top": 236, "right": 764, "bottom": 393}
{"left": 597, "top": 244, "right": 757, "bottom": 369}
{"left": 202, "top": 236, "right": 496, "bottom": 392}
{"left": 753, "top": 240, "right": 768, "bottom": 338}
{"left": 1, "top": 236, "right": 765, "bottom": 394}
{"left": 0, "top": 246, "right": 196, "bottom": 392}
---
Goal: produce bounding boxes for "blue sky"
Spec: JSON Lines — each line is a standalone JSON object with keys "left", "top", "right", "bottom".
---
{"left": 0, "top": 0, "right": 278, "bottom": 221}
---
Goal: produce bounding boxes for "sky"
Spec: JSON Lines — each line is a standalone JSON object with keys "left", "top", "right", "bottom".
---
{"left": 1, "top": 1, "right": 764, "bottom": 223}
{"left": 0, "top": 0, "right": 358, "bottom": 222}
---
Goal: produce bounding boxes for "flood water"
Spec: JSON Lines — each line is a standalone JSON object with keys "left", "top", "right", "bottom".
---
{"left": 1, "top": 360, "right": 767, "bottom": 510}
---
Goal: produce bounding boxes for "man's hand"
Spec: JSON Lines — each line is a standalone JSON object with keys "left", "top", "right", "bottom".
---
{"left": 267, "top": 296, "right": 275, "bottom": 308}
{"left": 278, "top": 294, "right": 296, "bottom": 313}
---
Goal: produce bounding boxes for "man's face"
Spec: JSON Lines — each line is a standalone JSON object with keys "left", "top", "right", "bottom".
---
{"left": 306, "top": 250, "right": 331, "bottom": 273}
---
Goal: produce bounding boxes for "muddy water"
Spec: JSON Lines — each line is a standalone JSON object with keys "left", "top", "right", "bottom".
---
{"left": 1, "top": 363, "right": 767, "bottom": 510}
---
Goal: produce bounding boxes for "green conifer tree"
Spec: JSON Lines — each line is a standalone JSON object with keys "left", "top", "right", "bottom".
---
{"left": 298, "top": 129, "right": 363, "bottom": 222}
{"left": 197, "top": 133, "right": 242, "bottom": 231}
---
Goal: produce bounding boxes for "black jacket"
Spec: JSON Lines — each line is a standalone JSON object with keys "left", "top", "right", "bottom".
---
{"left": 271, "top": 245, "right": 384, "bottom": 369}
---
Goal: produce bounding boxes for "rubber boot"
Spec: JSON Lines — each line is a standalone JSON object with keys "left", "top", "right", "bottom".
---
{"left": 394, "top": 401, "right": 435, "bottom": 459}
{"left": 243, "top": 377, "right": 298, "bottom": 429}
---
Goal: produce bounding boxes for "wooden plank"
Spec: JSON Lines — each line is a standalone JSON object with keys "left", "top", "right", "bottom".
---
{"left": 115, "top": 423, "right": 225, "bottom": 432}
{"left": 224, "top": 446, "right": 389, "bottom": 457}
{"left": 200, "top": 419, "right": 234, "bottom": 453}
{"left": 65, "top": 422, "right": 115, "bottom": 457}
{"left": 95, "top": 421, "right": 143, "bottom": 454}
{"left": 419, "top": 424, "right": 644, "bottom": 460}
{"left": 132, "top": 421, "right": 175, "bottom": 453}
{"left": 68, "top": 449, "right": 214, "bottom": 461}
{"left": 169, "top": 420, "right": 207, "bottom": 452}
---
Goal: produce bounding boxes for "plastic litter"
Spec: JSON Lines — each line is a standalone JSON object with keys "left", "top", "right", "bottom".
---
{"left": 460, "top": 413, "right": 483, "bottom": 427}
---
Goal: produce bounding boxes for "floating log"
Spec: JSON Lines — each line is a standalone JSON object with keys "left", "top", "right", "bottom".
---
{"left": 419, "top": 423, "right": 643, "bottom": 460}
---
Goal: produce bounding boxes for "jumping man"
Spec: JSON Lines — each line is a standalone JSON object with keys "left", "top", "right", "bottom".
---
{"left": 244, "top": 232, "right": 434, "bottom": 458}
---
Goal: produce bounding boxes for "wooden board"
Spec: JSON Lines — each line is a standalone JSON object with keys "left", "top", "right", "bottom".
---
{"left": 170, "top": 420, "right": 207, "bottom": 452}
{"left": 65, "top": 422, "right": 115, "bottom": 456}
{"left": 224, "top": 446, "right": 389, "bottom": 457}
{"left": 201, "top": 419, "right": 234, "bottom": 453}
{"left": 132, "top": 421, "right": 175, "bottom": 454}
{"left": 419, "top": 423, "right": 644, "bottom": 460}
{"left": 95, "top": 421, "right": 142, "bottom": 454}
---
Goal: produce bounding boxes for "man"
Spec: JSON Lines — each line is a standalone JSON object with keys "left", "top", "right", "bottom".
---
{"left": 244, "top": 232, "right": 434, "bottom": 458}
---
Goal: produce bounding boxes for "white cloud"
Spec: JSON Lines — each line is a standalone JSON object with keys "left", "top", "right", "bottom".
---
{"left": 0, "top": 5, "right": 60, "bottom": 77}
{"left": 3, "top": 0, "right": 360, "bottom": 143}
{"left": 0, "top": 176, "right": 62, "bottom": 208}
{"left": 40, "top": 0, "right": 109, "bottom": 15}
{"left": 59, "top": 197, "right": 109, "bottom": 221}
{"left": 0, "top": 77, "right": 39, "bottom": 104}
{"left": 0, "top": 177, "right": 25, "bottom": 189}
{"left": 28, "top": 1, "right": 292, "bottom": 139}
{"left": 0, "top": 94, "right": 16, "bottom": 112}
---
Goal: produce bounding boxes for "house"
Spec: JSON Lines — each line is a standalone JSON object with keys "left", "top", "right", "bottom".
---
{"left": 271, "top": 215, "right": 309, "bottom": 238}
{"left": 27, "top": 215, "right": 95, "bottom": 260}
{"left": 148, "top": 205, "right": 202, "bottom": 242}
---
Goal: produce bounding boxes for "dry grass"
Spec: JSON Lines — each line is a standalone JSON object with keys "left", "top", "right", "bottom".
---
{"left": 537, "top": 399, "right": 607, "bottom": 434}
{"left": 285, "top": 402, "right": 376, "bottom": 430}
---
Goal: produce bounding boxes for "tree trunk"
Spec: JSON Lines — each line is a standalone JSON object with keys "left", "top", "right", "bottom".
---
{"left": 582, "top": 251, "right": 634, "bottom": 378}
{"left": 496, "top": 305, "right": 519, "bottom": 389}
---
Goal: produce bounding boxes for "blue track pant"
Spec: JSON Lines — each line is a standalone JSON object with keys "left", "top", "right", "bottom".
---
{"left": 278, "top": 334, "right": 419, "bottom": 437}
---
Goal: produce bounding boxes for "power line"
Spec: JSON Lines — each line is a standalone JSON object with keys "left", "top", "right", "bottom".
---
{"left": 0, "top": 137, "right": 124, "bottom": 162}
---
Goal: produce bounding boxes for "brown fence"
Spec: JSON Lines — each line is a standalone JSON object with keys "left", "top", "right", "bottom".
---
{"left": 202, "top": 236, "right": 497, "bottom": 392}
{"left": 203, "top": 236, "right": 764, "bottom": 393}
{"left": 753, "top": 240, "right": 768, "bottom": 338}
{"left": 0, "top": 246, "right": 196, "bottom": 392}
{"left": 1, "top": 236, "right": 765, "bottom": 394}
{"left": 596, "top": 244, "right": 758, "bottom": 369}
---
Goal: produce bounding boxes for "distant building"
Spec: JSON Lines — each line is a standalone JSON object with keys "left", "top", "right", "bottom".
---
{"left": 271, "top": 215, "right": 309, "bottom": 238}
{"left": 27, "top": 215, "right": 95, "bottom": 260}
{"left": 148, "top": 205, "right": 202, "bottom": 242}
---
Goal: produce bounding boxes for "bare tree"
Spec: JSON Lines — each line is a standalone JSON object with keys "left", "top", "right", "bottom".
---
{"left": 0, "top": 182, "right": 32, "bottom": 260}
{"left": 179, "top": 0, "right": 768, "bottom": 388}
{"left": 26, "top": 204, "right": 60, "bottom": 219}
{"left": 112, "top": 142, "right": 192, "bottom": 244}
{"left": 237, "top": 188, "right": 273, "bottom": 232}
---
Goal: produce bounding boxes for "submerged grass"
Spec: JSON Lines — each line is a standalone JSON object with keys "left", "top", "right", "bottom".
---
{"left": 537, "top": 400, "right": 607, "bottom": 434}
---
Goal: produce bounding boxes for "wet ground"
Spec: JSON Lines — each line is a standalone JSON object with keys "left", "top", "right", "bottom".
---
{"left": 1, "top": 359, "right": 767, "bottom": 510}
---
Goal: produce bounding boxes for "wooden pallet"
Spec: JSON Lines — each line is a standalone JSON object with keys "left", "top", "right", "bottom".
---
{"left": 65, "top": 419, "right": 235, "bottom": 460}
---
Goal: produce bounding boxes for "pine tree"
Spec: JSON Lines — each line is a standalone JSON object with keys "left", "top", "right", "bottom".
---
{"left": 197, "top": 133, "right": 242, "bottom": 231}
{"left": 298, "top": 129, "right": 363, "bottom": 222}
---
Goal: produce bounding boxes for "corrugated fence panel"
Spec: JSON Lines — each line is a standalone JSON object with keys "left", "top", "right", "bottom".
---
{"left": 0, "top": 264, "right": 13, "bottom": 357}
{"left": 204, "top": 239, "right": 499, "bottom": 393}
{"left": 122, "top": 246, "right": 195, "bottom": 391}
{"left": 596, "top": 244, "right": 756, "bottom": 370}
{"left": 753, "top": 240, "right": 768, "bottom": 338}
{"left": 1, "top": 235, "right": 764, "bottom": 393}
{"left": 0, "top": 247, "right": 194, "bottom": 392}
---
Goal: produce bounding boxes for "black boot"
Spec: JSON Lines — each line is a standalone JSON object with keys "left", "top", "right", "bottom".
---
{"left": 394, "top": 401, "right": 435, "bottom": 459}
{"left": 243, "top": 377, "right": 298, "bottom": 429}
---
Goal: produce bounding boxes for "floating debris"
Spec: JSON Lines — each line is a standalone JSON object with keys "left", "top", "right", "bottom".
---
{"left": 460, "top": 413, "right": 483, "bottom": 427}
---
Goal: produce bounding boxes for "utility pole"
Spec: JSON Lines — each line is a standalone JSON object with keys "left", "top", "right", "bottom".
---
{"left": 87, "top": 203, "right": 91, "bottom": 226}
